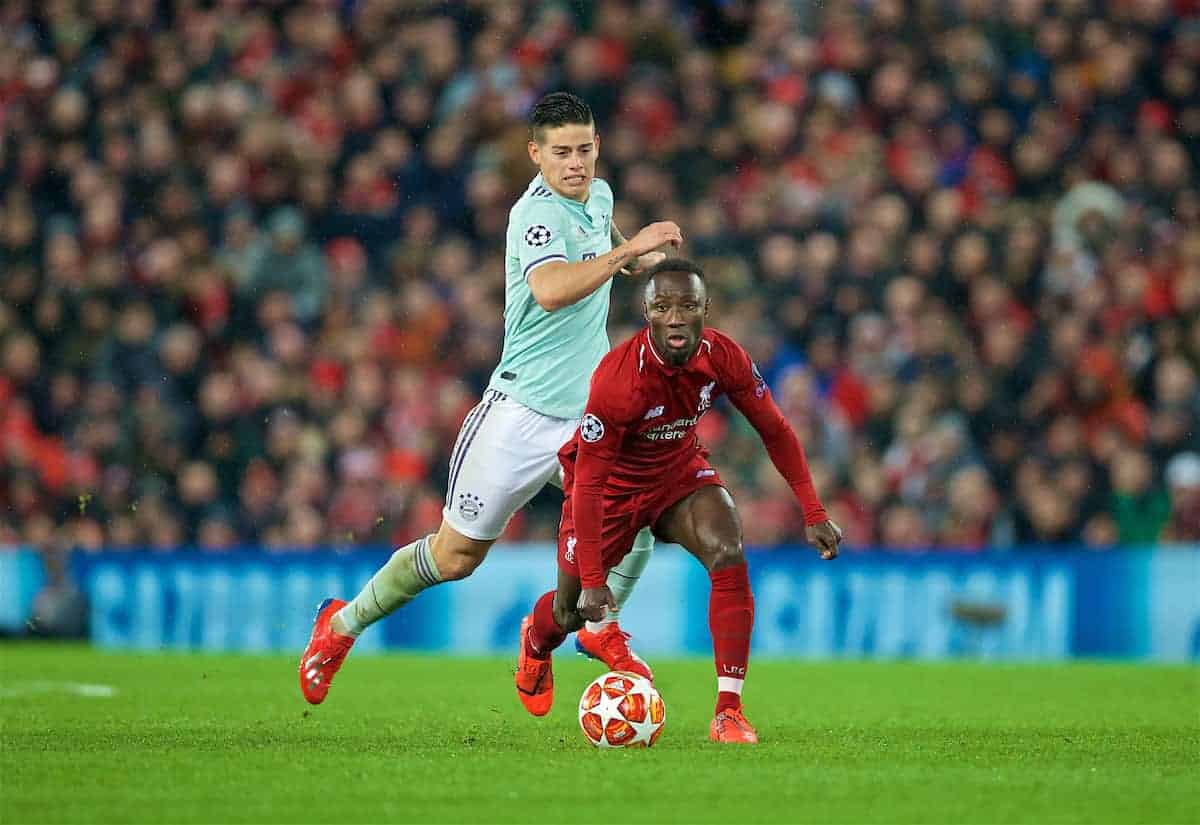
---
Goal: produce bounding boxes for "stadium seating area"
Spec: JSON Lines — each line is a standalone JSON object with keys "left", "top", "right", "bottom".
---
{"left": 2, "top": 0, "right": 1198, "bottom": 554}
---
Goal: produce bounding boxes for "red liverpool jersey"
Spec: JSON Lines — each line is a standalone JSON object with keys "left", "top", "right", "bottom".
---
{"left": 560, "top": 327, "right": 828, "bottom": 586}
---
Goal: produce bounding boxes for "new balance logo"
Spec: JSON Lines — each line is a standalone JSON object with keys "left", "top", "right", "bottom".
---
{"left": 644, "top": 405, "right": 665, "bottom": 420}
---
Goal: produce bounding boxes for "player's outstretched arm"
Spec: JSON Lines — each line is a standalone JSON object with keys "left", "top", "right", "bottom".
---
{"left": 724, "top": 350, "right": 842, "bottom": 559}
{"left": 528, "top": 221, "right": 682, "bottom": 311}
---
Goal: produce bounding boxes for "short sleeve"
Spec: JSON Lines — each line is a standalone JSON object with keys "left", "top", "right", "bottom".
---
{"left": 515, "top": 199, "right": 569, "bottom": 281}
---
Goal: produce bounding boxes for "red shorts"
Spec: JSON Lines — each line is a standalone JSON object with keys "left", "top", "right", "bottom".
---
{"left": 557, "top": 454, "right": 725, "bottom": 579}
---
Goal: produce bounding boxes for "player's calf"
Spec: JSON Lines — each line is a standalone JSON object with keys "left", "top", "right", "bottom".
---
{"left": 709, "top": 561, "right": 754, "bottom": 715}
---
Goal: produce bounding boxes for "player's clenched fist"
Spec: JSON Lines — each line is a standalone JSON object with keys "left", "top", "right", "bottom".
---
{"left": 577, "top": 585, "right": 617, "bottom": 622}
{"left": 627, "top": 221, "right": 683, "bottom": 257}
{"left": 806, "top": 520, "right": 842, "bottom": 560}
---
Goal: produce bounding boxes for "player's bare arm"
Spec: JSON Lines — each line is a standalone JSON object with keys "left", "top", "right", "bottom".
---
{"left": 528, "top": 221, "right": 682, "bottom": 311}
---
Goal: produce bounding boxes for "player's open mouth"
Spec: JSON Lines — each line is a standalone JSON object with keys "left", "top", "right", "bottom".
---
{"left": 666, "top": 334, "right": 689, "bottom": 349}
{"left": 564, "top": 175, "right": 586, "bottom": 185}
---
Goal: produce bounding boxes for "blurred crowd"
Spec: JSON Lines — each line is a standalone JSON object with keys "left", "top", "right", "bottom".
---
{"left": 2, "top": 0, "right": 1198, "bottom": 556}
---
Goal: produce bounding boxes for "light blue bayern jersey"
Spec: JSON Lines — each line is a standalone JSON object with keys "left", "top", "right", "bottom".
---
{"left": 488, "top": 173, "right": 616, "bottom": 419}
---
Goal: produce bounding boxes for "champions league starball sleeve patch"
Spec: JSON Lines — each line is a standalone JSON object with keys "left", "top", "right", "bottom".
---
{"left": 524, "top": 224, "right": 553, "bottom": 247}
{"left": 580, "top": 413, "right": 605, "bottom": 442}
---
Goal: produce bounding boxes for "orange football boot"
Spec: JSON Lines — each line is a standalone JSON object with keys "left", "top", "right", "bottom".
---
{"left": 298, "top": 598, "right": 355, "bottom": 705}
{"left": 709, "top": 706, "right": 759, "bottom": 744}
{"left": 575, "top": 624, "right": 654, "bottom": 681}
{"left": 515, "top": 615, "right": 554, "bottom": 716}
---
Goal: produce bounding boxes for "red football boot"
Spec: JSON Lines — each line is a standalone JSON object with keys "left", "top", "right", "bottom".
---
{"left": 298, "top": 598, "right": 355, "bottom": 705}
{"left": 515, "top": 615, "right": 554, "bottom": 716}
{"left": 575, "top": 623, "right": 654, "bottom": 681}
{"left": 709, "top": 706, "right": 759, "bottom": 744}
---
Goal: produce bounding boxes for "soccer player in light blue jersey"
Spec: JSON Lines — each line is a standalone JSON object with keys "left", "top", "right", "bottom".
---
{"left": 300, "top": 92, "right": 681, "bottom": 704}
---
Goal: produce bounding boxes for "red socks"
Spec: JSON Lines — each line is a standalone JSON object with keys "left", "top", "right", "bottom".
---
{"left": 709, "top": 562, "right": 754, "bottom": 714}
{"left": 526, "top": 590, "right": 567, "bottom": 659}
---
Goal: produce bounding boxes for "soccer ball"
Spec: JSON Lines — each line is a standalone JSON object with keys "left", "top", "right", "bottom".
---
{"left": 578, "top": 671, "right": 665, "bottom": 748}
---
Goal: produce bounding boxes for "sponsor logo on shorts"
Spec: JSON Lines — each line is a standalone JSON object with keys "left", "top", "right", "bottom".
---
{"left": 457, "top": 492, "right": 484, "bottom": 522}
{"left": 565, "top": 535, "right": 577, "bottom": 563}
{"left": 643, "top": 405, "right": 665, "bottom": 420}
{"left": 580, "top": 413, "right": 605, "bottom": 442}
{"left": 524, "top": 224, "right": 553, "bottom": 247}
{"left": 696, "top": 468, "right": 716, "bottom": 478}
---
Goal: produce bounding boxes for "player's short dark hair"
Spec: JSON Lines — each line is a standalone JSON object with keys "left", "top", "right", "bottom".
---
{"left": 644, "top": 258, "right": 705, "bottom": 283}
{"left": 529, "top": 92, "right": 594, "bottom": 142}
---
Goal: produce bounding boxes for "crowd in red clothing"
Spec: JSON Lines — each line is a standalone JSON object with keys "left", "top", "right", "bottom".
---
{"left": 1, "top": 0, "right": 1198, "bottom": 555}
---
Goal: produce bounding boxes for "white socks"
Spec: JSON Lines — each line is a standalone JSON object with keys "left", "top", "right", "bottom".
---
{"left": 585, "top": 526, "right": 654, "bottom": 633}
{"left": 336, "top": 535, "right": 440, "bottom": 637}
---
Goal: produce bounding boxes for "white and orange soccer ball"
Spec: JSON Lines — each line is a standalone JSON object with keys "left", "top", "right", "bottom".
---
{"left": 578, "top": 671, "right": 665, "bottom": 748}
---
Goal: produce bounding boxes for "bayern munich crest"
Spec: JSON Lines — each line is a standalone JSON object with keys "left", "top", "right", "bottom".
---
{"left": 524, "top": 224, "right": 552, "bottom": 247}
{"left": 580, "top": 413, "right": 605, "bottom": 442}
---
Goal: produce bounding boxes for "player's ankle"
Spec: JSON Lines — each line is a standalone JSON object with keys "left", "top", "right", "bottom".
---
{"left": 330, "top": 610, "right": 360, "bottom": 638}
{"left": 524, "top": 630, "right": 551, "bottom": 660}
{"left": 716, "top": 691, "right": 742, "bottom": 714}
{"left": 584, "top": 618, "right": 617, "bottom": 633}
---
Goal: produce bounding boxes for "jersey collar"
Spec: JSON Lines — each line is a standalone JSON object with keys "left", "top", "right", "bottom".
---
{"left": 531, "top": 172, "right": 590, "bottom": 206}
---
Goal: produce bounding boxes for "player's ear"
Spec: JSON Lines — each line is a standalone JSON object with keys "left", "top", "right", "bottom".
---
{"left": 703, "top": 298, "right": 711, "bottom": 318}
{"left": 527, "top": 140, "right": 540, "bottom": 166}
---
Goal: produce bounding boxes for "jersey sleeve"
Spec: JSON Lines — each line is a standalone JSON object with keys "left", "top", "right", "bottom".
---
{"left": 717, "top": 335, "right": 829, "bottom": 526}
{"left": 571, "top": 362, "right": 638, "bottom": 588}
{"left": 514, "top": 198, "right": 569, "bottom": 281}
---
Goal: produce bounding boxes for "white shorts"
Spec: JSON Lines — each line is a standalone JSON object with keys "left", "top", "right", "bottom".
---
{"left": 442, "top": 390, "right": 580, "bottom": 541}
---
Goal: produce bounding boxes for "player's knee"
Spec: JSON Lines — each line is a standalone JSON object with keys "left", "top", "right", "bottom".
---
{"left": 430, "top": 526, "right": 491, "bottom": 581}
{"left": 707, "top": 540, "right": 745, "bottom": 572}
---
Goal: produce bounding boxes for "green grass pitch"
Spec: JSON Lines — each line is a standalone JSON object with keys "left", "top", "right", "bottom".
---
{"left": 1, "top": 645, "right": 1196, "bottom": 823}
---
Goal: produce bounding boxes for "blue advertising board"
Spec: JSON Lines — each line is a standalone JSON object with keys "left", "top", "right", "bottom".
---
{"left": 57, "top": 544, "right": 1200, "bottom": 661}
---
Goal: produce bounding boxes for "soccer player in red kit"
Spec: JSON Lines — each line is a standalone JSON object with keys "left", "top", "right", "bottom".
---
{"left": 514, "top": 259, "right": 842, "bottom": 743}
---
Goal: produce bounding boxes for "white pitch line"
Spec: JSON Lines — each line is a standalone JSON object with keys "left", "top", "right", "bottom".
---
{"left": 0, "top": 681, "right": 117, "bottom": 699}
